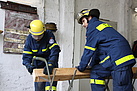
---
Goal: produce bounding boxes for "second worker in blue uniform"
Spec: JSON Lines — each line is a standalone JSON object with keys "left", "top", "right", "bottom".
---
{"left": 76, "top": 9, "right": 136, "bottom": 91}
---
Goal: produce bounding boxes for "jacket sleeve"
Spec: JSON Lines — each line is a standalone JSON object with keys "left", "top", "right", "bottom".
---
{"left": 78, "top": 32, "right": 100, "bottom": 71}
{"left": 22, "top": 36, "right": 33, "bottom": 66}
{"left": 48, "top": 32, "right": 60, "bottom": 63}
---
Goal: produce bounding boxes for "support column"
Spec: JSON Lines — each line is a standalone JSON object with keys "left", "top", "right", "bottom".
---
{"left": 118, "top": 0, "right": 132, "bottom": 44}
{"left": 58, "top": 0, "right": 75, "bottom": 90}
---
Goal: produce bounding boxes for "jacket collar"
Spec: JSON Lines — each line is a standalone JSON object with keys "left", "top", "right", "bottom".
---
{"left": 86, "top": 17, "right": 99, "bottom": 34}
{"left": 87, "top": 17, "right": 99, "bottom": 29}
{"left": 89, "top": 17, "right": 99, "bottom": 24}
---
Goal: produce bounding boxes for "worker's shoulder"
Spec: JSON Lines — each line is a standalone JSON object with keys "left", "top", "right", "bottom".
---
{"left": 94, "top": 20, "right": 114, "bottom": 31}
{"left": 44, "top": 30, "right": 55, "bottom": 38}
{"left": 94, "top": 20, "right": 104, "bottom": 26}
{"left": 26, "top": 34, "right": 32, "bottom": 39}
{"left": 25, "top": 34, "right": 34, "bottom": 43}
{"left": 45, "top": 30, "right": 53, "bottom": 34}
{"left": 88, "top": 20, "right": 103, "bottom": 30}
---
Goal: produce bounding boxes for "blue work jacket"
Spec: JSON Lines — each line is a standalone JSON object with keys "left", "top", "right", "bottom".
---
{"left": 78, "top": 17, "right": 136, "bottom": 71}
{"left": 22, "top": 30, "right": 60, "bottom": 68}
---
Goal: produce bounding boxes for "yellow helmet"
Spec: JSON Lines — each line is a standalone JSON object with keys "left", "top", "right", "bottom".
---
{"left": 77, "top": 9, "right": 90, "bottom": 24}
{"left": 29, "top": 20, "right": 46, "bottom": 35}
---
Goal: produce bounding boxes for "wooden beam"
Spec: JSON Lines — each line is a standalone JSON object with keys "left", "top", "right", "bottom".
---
{"left": 0, "top": 1, "right": 37, "bottom": 14}
{"left": 33, "top": 68, "right": 90, "bottom": 82}
{"left": 33, "top": 67, "right": 137, "bottom": 82}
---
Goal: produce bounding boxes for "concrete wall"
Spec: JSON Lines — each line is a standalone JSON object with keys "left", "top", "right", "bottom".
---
{"left": 132, "top": 0, "right": 137, "bottom": 42}
{"left": 0, "top": 0, "right": 39, "bottom": 91}
{"left": 0, "top": 0, "right": 136, "bottom": 91}
{"left": 0, "top": 9, "right": 34, "bottom": 91}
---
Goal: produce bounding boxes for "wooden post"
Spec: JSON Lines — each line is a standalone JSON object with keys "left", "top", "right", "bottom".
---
{"left": 33, "top": 68, "right": 90, "bottom": 82}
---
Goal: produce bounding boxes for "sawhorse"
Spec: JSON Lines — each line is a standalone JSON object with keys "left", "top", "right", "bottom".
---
{"left": 32, "top": 57, "right": 90, "bottom": 91}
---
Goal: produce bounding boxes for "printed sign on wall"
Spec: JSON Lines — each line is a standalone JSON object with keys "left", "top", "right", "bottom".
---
{"left": 3, "top": 10, "right": 38, "bottom": 54}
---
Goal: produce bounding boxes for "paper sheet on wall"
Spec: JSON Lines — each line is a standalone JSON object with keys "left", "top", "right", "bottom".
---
{"left": 3, "top": 10, "right": 38, "bottom": 54}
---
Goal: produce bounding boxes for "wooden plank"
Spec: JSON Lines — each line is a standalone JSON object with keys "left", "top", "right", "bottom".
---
{"left": 33, "top": 67, "right": 137, "bottom": 82}
{"left": 33, "top": 68, "right": 90, "bottom": 82}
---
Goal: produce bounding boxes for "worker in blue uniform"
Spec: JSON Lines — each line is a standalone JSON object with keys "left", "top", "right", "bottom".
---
{"left": 22, "top": 20, "right": 60, "bottom": 91}
{"left": 76, "top": 9, "right": 136, "bottom": 91}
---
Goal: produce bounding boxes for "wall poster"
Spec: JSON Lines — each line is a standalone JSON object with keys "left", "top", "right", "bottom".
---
{"left": 3, "top": 10, "right": 38, "bottom": 54}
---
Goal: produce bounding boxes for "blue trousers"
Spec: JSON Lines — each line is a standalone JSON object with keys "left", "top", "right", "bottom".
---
{"left": 90, "top": 64, "right": 133, "bottom": 91}
{"left": 34, "top": 81, "right": 57, "bottom": 91}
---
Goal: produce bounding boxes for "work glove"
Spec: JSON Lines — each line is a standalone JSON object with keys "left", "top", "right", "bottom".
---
{"left": 43, "top": 61, "right": 54, "bottom": 75}
{"left": 25, "top": 63, "right": 36, "bottom": 75}
{"left": 75, "top": 66, "right": 84, "bottom": 72}
{"left": 86, "top": 66, "right": 92, "bottom": 70}
{"left": 75, "top": 66, "right": 92, "bottom": 72}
